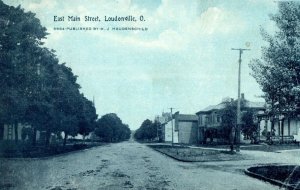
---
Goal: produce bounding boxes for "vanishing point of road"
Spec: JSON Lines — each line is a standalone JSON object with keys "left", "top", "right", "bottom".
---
{"left": 2, "top": 140, "right": 300, "bottom": 190}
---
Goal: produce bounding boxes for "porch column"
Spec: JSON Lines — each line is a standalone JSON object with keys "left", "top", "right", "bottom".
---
{"left": 288, "top": 118, "right": 290, "bottom": 136}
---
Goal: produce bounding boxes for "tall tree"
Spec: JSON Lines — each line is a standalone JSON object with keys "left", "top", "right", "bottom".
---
{"left": 0, "top": 1, "right": 47, "bottom": 142}
{"left": 250, "top": 2, "right": 300, "bottom": 117}
{"left": 78, "top": 96, "right": 98, "bottom": 141}
{"left": 0, "top": 1, "right": 97, "bottom": 148}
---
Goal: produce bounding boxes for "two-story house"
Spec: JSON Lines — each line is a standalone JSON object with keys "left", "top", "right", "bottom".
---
{"left": 196, "top": 94, "right": 265, "bottom": 143}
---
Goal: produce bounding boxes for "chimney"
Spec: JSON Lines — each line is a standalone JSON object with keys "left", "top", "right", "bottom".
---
{"left": 241, "top": 93, "right": 245, "bottom": 100}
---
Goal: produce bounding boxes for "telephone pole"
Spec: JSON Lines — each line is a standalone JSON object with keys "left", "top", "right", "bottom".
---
{"left": 231, "top": 48, "right": 250, "bottom": 152}
{"left": 169, "top": 107, "right": 175, "bottom": 146}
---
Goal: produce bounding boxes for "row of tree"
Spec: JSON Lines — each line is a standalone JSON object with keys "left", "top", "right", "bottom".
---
{"left": 0, "top": 1, "right": 131, "bottom": 146}
{"left": 0, "top": 1, "right": 98, "bottom": 146}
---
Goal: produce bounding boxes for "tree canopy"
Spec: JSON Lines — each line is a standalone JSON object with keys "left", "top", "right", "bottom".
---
{"left": 134, "top": 119, "right": 160, "bottom": 141}
{"left": 218, "top": 101, "right": 258, "bottom": 142}
{"left": 250, "top": 2, "right": 300, "bottom": 117}
{"left": 0, "top": 1, "right": 97, "bottom": 146}
{"left": 94, "top": 113, "right": 131, "bottom": 142}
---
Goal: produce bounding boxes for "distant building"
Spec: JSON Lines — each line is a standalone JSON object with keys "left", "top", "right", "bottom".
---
{"left": 1, "top": 124, "right": 57, "bottom": 143}
{"left": 156, "top": 112, "right": 198, "bottom": 144}
{"left": 2, "top": 124, "right": 32, "bottom": 141}
{"left": 155, "top": 112, "right": 178, "bottom": 143}
{"left": 174, "top": 113, "right": 198, "bottom": 144}
{"left": 196, "top": 93, "right": 265, "bottom": 143}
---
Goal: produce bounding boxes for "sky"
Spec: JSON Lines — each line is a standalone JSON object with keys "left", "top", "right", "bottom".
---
{"left": 4, "top": 0, "right": 279, "bottom": 129}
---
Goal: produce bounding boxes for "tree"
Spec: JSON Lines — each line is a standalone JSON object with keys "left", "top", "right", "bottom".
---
{"left": 95, "top": 113, "right": 130, "bottom": 142}
{"left": 250, "top": 2, "right": 300, "bottom": 117}
{"left": 218, "top": 100, "right": 258, "bottom": 147}
{"left": 0, "top": 1, "right": 97, "bottom": 147}
{"left": 0, "top": 1, "right": 47, "bottom": 143}
{"left": 77, "top": 96, "right": 97, "bottom": 141}
{"left": 219, "top": 103, "right": 236, "bottom": 144}
{"left": 134, "top": 119, "right": 158, "bottom": 141}
{"left": 241, "top": 110, "right": 256, "bottom": 140}
{"left": 53, "top": 63, "right": 83, "bottom": 146}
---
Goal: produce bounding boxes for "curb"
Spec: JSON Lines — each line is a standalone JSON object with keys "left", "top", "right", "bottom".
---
{"left": 244, "top": 166, "right": 300, "bottom": 190}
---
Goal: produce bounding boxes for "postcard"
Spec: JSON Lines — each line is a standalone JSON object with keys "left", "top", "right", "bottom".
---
{"left": 0, "top": 0, "right": 299, "bottom": 189}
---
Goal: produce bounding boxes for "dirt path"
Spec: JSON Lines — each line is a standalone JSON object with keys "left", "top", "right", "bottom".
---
{"left": 0, "top": 141, "right": 282, "bottom": 190}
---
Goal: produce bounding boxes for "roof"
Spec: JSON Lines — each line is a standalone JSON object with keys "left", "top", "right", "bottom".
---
{"left": 244, "top": 101, "right": 265, "bottom": 109}
{"left": 200, "top": 103, "right": 226, "bottom": 112}
{"left": 176, "top": 114, "right": 198, "bottom": 121}
{"left": 196, "top": 99, "right": 265, "bottom": 115}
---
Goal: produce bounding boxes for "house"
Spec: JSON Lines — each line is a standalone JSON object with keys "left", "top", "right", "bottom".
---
{"left": 2, "top": 124, "right": 32, "bottom": 140}
{"left": 257, "top": 111, "right": 300, "bottom": 142}
{"left": 156, "top": 112, "right": 198, "bottom": 144}
{"left": 196, "top": 93, "right": 265, "bottom": 143}
{"left": 1, "top": 124, "right": 57, "bottom": 143}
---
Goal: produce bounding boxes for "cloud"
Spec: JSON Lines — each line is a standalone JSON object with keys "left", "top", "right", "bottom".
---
{"left": 2, "top": 0, "right": 275, "bottom": 128}
{"left": 28, "top": 0, "right": 57, "bottom": 11}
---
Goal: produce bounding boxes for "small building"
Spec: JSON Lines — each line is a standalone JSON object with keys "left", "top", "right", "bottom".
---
{"left": 156, "top": 112, "right": 198, "bottom": 144}
{"left": 155, "top": 112, "right": 178, "bottom": 143}
{"left": 174, "top": 113, "right": 199, "bottom": 144}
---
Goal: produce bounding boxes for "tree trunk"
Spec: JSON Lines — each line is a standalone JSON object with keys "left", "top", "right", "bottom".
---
{"left": 82, "top": 135, "right": 86, "bottom": 144}
{"left": 14, "top": 122, "right": 18, "bottom": 143}
{"left": 32, "top": 127, "right": 37, "bottom": 146}
{"left": 63, "top": 132, "right": 68, "bottom": 147}
{"left": 230, "top": 127, "right": 235, "bottom": 152}
{"left": 45, "top": 130, "right": 51, "bottom": 147}
{"left": 0, "top": 123, "right": 4, "bottom": 141}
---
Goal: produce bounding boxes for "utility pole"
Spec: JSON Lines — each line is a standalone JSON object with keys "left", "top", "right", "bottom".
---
{"left": 231, "top": 48, "right": 250, "bottom": 152}
{"left": 169, "top": 107, "right": 175, "bottom": 146}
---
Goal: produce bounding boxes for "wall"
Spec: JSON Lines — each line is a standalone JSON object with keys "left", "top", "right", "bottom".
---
{"left": 164, "top": 119, "right": 178, "bottom": 143}
{"left": 290, "top": 119, "right": 300, "bottom": 135}
{"left": 259, "top": 118, "right": 300, "bottom": 138}
{"left": 178, "top": 121, "right": 198, "bottom": 144}
{"left": 3, "top": 124, "right": 37, "bottom": 141}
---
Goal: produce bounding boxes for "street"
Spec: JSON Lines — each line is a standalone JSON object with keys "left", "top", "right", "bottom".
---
{"left": 1, "top": 140, "right": 300, "bottom": 190}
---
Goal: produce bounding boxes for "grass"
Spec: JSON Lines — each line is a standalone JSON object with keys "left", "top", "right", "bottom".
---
{"left": 0, "top": 140, "right": 104, "bottom": 158}
{"left": 148, "top": 144, "right": 246, "bottom": 162}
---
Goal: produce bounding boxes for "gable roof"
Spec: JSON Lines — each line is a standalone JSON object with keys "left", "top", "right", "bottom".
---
{"left": 196, "top": 99, "right": 265, "bottom": 115}
{"left": 176, "top": 114, "right": 198, "bottom": 121}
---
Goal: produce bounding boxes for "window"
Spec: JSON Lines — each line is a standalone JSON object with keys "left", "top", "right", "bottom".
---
{"left": 205, "top": 116, "right": 209, "bottom": 124}
{"left": 199, "top": 116, "right": 203, "bottom": 125}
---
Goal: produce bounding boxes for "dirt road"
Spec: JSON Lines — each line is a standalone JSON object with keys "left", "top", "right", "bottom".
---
{"left": 0, "top": 141, "right": 286, "bottom": 190}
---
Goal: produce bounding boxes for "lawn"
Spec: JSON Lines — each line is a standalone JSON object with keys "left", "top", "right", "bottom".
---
{"left": 148, "top": 145, "right": 247, "bottom": 162}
